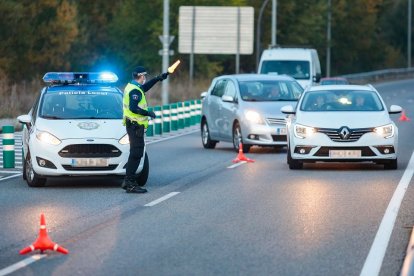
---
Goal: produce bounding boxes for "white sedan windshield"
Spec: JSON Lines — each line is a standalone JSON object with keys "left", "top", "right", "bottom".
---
{"left": 300, "top": 90, "right": 384, "bottom": 112}
{"left": 39, "top": 90, "right": 123, "bottom": 119}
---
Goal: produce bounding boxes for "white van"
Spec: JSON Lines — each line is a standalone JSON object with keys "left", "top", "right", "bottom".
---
{"left": 258, "top": 47, "right": 321, "bottom": 89}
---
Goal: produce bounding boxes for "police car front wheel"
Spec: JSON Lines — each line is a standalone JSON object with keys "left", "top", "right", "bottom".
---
{"left": 24, "top": 152, "right": 47, "bottom": 187}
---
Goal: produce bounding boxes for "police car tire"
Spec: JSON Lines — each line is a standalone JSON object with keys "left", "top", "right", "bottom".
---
{"left": 136, "top": 152, "right": 149, "bottom": 186}
{"left": 25, "top": 152, "right": 47, "bottom": 187}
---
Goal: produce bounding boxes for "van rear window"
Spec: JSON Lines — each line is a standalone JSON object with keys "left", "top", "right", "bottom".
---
{"left": 260, "top": 60, "right": 310, "bottom": 80}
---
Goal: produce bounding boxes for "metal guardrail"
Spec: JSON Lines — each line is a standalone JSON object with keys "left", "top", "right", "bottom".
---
{"left": 339, "top": 67, "right": 414, "bottom": 84}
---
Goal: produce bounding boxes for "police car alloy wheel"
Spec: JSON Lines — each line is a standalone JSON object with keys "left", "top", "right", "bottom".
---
{"left": 24, "top": 152, "right": 47, "bottom": 187}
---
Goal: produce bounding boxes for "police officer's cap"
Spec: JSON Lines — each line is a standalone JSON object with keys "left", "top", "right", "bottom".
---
{"left": 132, "top": 66, "right": 147, "bottom": 78}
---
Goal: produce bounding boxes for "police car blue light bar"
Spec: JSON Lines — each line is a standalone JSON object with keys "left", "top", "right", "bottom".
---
{"left": 43, "top": 72, "right": 118, "bottom": 84}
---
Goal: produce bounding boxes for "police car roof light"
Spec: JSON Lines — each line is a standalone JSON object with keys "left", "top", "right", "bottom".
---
{"left": 43, "top": 72, "right": 118, "bottom": 84}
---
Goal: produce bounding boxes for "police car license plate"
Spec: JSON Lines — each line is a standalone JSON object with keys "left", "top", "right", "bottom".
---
{"left": 276, "top": 127, "right": 287, "bottom": 135}
{"left": 72, "top": 158, "right": 109, "bottom": 167}
{"left": 329, "top": 150, "right": 361, "bottom": 158}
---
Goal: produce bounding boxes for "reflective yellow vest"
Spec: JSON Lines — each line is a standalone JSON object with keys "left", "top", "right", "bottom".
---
{"left": 123, "top": 82, "right": 149, "bottom": 128}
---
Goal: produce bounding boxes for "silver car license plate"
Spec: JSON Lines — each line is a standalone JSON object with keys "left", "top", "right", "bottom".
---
{"left": 329, "top": 150, "right": 361, "bottom": 158}
{"left": 276, "top": 127, "right": 287, "bottom": 135}
{"left": 72, "top": 158, "right": 109, "bottom": 167}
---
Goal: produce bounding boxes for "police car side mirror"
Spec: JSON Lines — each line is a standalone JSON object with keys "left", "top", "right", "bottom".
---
{"left": 200, "top": 91, "right": 207, "bottom": 99}
{"left": 388, "top": 105, "right": 402, "bottom": 114}
{"left": 17, "top": 114, "right": 32, "bottom": 128}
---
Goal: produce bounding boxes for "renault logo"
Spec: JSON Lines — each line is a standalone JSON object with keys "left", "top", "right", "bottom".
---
{"left": 339, "top": 127, "right": 350, "bottom": 139}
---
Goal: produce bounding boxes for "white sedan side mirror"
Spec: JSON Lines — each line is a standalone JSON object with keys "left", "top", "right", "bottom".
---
{"left": 17, "top": 114, "right": 32, "bottom": 124}
{"left": 200, "top": 91, "right": 207, "bottom": 99}
{"left": 388, "top": 105, "right": 402, "bottom": 114}
{"left": 281, "top": 105, "right": 295, "bottom": 114}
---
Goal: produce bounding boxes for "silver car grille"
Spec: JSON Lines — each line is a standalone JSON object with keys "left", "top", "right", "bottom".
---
{"left": 316, "top": 127, "right": 374, "bottom": 142}
{"left": 266, "top": 117, "right": 286, "bottom": 126}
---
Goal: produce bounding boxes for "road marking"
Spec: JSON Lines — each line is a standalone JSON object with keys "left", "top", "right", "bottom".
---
{"left": 146, "top": 129, "right": 199, "bottom": 145}
{"left": 0, "top": 254, "right": 46, "bottom": 276}
{"left": 361, "top": 152, "right": 414, "bottom": 276}
{"left": 227, "top": 161, "right": 247, "bottom": 169}
{"left": 0, "top": 173, "right": 22, "bottom": 182}
{"left": 0, "top": 171, "right": 22, "bottom": 174}
{"left": 145, "top": 192, "right": 180, "bottom": 207}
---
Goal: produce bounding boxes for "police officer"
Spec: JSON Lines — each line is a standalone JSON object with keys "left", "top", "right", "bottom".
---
{"left": 122, "top": 66, "right": 168, "bottom": 193}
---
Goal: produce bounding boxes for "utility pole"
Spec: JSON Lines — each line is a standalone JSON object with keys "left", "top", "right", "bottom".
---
{"left": 326, "top": 0, "right": 332, "bottom": 77}
{"left": 409, "top": 0, "right": 412, "bottom": 68}
{"left": 256, "top": 0, "right": 270, "bottom": 70}
{"left": 162, "top": 0, "right": 170, "bottom": 105}
{"left": 271, "top": 0, "right": 277, "bottom": 46}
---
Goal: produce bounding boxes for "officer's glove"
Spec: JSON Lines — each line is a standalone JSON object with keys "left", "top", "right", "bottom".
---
{"left": 147, "top": 111, "right": 156, "bottom": 119}
{"left": 157, "top": 72, "right": 169, "bottom": 81}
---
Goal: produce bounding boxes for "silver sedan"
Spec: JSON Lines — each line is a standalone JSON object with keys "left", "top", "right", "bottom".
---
{"left": 201, "top": 74, "right": 303, "bottom": 152}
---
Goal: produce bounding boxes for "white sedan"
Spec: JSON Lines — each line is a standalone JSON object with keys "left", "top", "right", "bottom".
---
{"left": 17, "top": 72, "right": 148, "bottom": 187}
{"left": 281, "top": 84, "right": 402, "bottom": 170}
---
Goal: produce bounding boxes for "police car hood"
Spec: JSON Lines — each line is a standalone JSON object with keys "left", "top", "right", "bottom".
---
{"left": 35, "top": 118, "right": 126, "bottom": 140}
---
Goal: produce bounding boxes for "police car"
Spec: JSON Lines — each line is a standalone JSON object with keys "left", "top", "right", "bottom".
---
{"left": 17, "top": 72, "right": 148, "bottom": 187}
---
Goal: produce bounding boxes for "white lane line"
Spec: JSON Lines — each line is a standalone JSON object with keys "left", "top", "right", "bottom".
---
{"left": 0, "top": 173, "right": 22, "bottom": 182}
{"left": 227, "top": 161, "right": 247, "bottom": 169}
{"left": 146, "top": 129, "right": 199, "bottom": 145}
{"left": 361, "top": 151, "right": 414, "bottom": 276}
{"left": 145, "top": 192, "right": 180, "bottom": 207}
{"left": 0, "top": 254, "right": 46, "bottom": 276}
{"left": 0, "top": 170, "right": 22, "bottom": 174}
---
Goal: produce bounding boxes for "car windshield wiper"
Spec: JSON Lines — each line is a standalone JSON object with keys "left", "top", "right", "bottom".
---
{"left": 275, "top": 98, "right": 298, "bottom": 101}
{"left": 41, "top": 115, "right": 64, "bottom": 119}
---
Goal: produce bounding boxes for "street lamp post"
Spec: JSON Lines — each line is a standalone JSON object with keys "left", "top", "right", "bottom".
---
{"left": 326, "top": 0, "right": 332, "bottom": 77}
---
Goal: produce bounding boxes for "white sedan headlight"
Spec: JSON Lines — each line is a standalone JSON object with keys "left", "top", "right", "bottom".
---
{"left": 36, "top": 130, "right": 61, "bottom": 145}
{"left": 245, "top": 110, "right": 263, "bottom": 124}
{"left": 119, "top": 134, "right": 130, "bottom": 145}
{"left": 294, "top": 124, "right": 316, "bottom": 139}
{"left": 374, "top": 124, "right": 394, "bottom": 139}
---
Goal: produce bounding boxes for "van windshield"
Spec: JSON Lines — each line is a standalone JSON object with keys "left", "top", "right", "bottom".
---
{"left": 260, "top": 60, "right": 310, "bottom": 80}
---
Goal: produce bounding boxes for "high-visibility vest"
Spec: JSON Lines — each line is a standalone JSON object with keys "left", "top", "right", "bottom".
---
{"left": 123, "top": 82, "right": 149, "bottom": 128}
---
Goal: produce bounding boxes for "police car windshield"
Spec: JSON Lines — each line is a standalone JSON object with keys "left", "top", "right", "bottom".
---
{"left": 39, "top": 90, "right": 123, "bottom": 119}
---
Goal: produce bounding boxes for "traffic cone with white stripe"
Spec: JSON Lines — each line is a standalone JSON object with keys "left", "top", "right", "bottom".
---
{"left": 399, "top": 110, "right": 411, "bottom": 121}
{"left": 19, "top": 214, "right": 68, "bottom": 255}
{"left": 232, "top": 142, "right": 255, "bottom": 163}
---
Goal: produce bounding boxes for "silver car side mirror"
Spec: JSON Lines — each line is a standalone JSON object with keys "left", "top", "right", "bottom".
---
{"left": 222, "top": 95, "right": 234, "bottom": 102}
{"left": 200, "top": 91, "right": 207, "bottom": 99}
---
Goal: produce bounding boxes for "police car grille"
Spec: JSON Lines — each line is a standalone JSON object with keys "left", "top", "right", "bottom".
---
{"left": 62, "top": 165, "right": 118, "bottom": 171}
{"left": 266, "top": 118, "right": 286, "bottom": 126}
{"left": 316, "top": 128, "right": 373, "bottom": 142}
{"left": 59, "top": 144, "right": 121, "bottom": 158}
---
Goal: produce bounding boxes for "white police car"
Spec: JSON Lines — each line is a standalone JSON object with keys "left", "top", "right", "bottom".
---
{"left": 17, "top": 72, "right": 148, "bottom": 187}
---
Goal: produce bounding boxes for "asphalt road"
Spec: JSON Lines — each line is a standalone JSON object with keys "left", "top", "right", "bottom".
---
{"left": 0, "top": 79, "right": 413, "bottom": 275}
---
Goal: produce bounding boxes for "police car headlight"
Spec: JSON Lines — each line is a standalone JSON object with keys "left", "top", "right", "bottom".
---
{"left": 119, "top": 134, "right": 130, "bottom": 145}
{"left": 36, "top": 130, "right": 61, "bottom": 145}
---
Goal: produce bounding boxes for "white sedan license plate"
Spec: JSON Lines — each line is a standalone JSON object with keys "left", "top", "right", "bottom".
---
{"left": 329, "top": 150, "right": 361, "bottom": 158}
{"left": 276, "top": 127, "right": 287, "bottom": 135}
{"left": 72, "top": 158, "right": 109, "bottom": 167}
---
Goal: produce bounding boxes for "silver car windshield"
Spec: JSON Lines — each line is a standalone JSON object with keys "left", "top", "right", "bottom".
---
{"left": 260, "top": 60, "right": 310, "bottom": 80}
{"left": 239, "top": 80, "right": 303, "bottom": 102}
{"left": 39, "top": 90, "right": 123, "bottom": 119}
{"left": 300, "top": 90, "right": 384, "bottom": 112}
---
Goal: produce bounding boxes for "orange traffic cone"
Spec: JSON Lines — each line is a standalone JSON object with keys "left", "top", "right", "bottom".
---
{"left": 399, "top": 110, "right": 411, "bottom": 121}
{"left": 19, "top": 214, "right": 68, "bottom": 255}
{"left": 232, "top": 142, "right": 255, "bottom": 163}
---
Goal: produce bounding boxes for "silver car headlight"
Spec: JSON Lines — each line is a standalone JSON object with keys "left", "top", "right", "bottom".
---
{"left": 294, "top": 124, "right": 316, "bottom": 139}
{"left": 119, "top": 134, "right": 130, "bottom": 145}
{"left": 244, "top": 110, "right": 264, "bottom": 124}
{"left": 36, "top": 130, "right": 61, "bottom": 145}
{"left": 374, "top": 124, "right": 394, "bottom": 139}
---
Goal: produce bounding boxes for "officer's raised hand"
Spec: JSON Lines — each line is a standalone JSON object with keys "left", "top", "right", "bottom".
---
{"left": 147, "top": 110, "right": 156, "bottom": 119}
{"left": 157, "top": 72, "right": 169, "bottom": 81}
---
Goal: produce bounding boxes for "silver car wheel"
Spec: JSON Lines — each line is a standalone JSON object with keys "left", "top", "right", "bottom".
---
{"left": 202, "top": 123, "right": 209, "bottom": 145}
{"left": 233, "top": 125, "right": 242, "bottom": 149}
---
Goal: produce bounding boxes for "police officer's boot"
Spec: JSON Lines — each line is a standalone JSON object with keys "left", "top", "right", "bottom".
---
{"left": 122, "top": 175, "right": 147, "bottom": 193}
